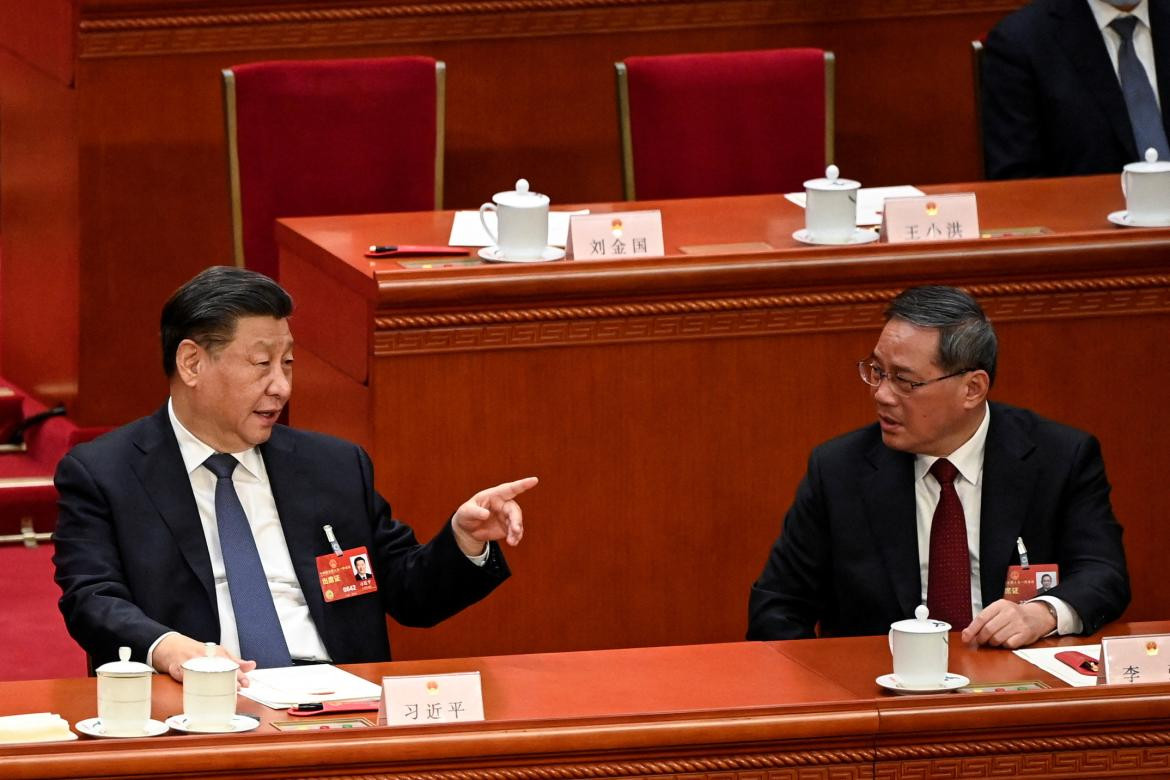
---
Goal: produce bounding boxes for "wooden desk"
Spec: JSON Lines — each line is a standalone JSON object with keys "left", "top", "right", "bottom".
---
{"left": 3, "top": 623, "right": 1169, "bottom": 779}
{"left": 277, "top": 174, "right": 1170, "bottom": 662}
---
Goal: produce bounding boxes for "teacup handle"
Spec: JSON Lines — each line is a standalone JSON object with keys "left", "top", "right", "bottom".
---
{"left": 888, "top": 628, "right": 894, "bottom": 656}
{"left": 479, "top": 203, "right": 499, "bottom": 245}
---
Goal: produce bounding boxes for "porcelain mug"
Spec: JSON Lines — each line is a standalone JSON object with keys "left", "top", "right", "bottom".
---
{"left": 479, "top": 178, "right": 549, "bottom": 259}
{"left": 96, "top": 646, "right": 153, "bottom": 737}
{"left": 888, "top": 605, "right": 951, "bottom": 687}
{"left": 1122, "top": 148, "right": 1170, "bottom": 224}
{"left": 804, "top": 165, "right": 861, "bottom": 243}
{"left": 181, "top": 643, "right": 239, "bottom": 731}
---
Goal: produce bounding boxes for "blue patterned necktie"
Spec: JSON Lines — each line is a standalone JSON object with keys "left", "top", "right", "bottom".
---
{"left": 1110, "top": 15, "right": 1170, "bottom": 160}
{"left": 203, "top": 453, "right": 292, "bottom": 668}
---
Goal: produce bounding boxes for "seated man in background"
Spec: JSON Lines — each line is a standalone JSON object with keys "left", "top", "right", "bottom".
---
{"left": 748, "top": 286, "right": 1129, "bottom": 649}
{"left": 54, "top": 266, "right": 537, "bottom": 680}
{"left": 982, "top": 0, "right": 1170, "bottom": 179}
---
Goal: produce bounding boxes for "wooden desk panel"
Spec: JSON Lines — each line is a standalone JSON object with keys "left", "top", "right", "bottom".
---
{"left": 278, "top": 175, "right": 1170, "bottom": 663}
{"left": 2, "top": 624, "right": 1169, "bottom": 780}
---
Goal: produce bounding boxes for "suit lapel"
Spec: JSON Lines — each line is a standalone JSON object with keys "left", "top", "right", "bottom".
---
{"left": 260, "top": 430, "right": 330, "bottom": 640}
{"left": 863, "top": 439, "right": 920, "bottom": 619}
{"left": 978, "top": 405, "right": 1038, "bottom": 608}
{"left": 1055, "top": 0, "right": 1138, "bottom": 158}
{"left": 130, "top": 407, "right": 217, "bottom": 608}
{"left": 1152, "top": 0, "right": 1170, "bottom": 130}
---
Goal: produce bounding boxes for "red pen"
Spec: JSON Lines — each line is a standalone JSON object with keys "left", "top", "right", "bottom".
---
{"left": 365, "top": 245, "right": 470, "bottom": 258}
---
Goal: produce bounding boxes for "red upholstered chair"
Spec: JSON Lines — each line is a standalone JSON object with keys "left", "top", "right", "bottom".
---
{"left": 615, "top": 49, "right": 834, "bottom": 200}
{"left": 223, "top": 57, "right": 446, "bottom": 279}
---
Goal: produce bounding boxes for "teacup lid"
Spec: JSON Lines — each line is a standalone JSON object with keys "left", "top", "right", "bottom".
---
{"left": 181, "top": 642, "right": 239, "bottom": 674}
{"left": 890, "top": 604, "right": 951, "bottom": 633}
{"left": 1125, "top": 147, "right": 1170, "bottom": 172}
{"left": 95, "top": 646, "right": 153, "bottom": 677}
{"left": 492, "top": 178, "right": 550, "bottom": 208}
{"left": 804, "top": 164, "right": 861, "bottom": 192}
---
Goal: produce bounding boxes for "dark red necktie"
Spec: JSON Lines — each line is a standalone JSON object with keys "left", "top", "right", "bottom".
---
{"left": 926, "top": 458, "right": 972, "bottom": 630}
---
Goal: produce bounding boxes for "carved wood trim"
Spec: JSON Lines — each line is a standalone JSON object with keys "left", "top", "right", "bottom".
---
{"left": 372, "top": 274, "right": 1170, "bottom": 356}
{"left": 77, "top": 0, "right": 1023, "bottom": 57}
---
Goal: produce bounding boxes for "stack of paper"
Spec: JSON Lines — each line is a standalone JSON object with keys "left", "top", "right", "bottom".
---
{"left": 0, "top": 713, "right": 76, "bottom": 744}
{"left": 240, "top": 664, "right": 382, "bottom": 709}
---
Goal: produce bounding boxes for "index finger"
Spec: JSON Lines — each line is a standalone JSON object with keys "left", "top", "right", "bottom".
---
{"left": 480, "top": 476, "right": 539, "bottom": 502}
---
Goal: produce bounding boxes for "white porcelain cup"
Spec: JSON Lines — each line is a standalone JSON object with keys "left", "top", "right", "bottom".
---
{"left": 1122, "top": 148, "right": 1170, "bottom": 224}
{"left": 479, "top": 178, "right": 549, "bottom": 259}
{"left": 804, "top": 165, "right": 861, "bottom": 243}
{"left": 888, "top": 605, "right": 951, "bottom": 687}
{"left": 181, "top": 643, "right": 239, "bottom": 731}
{"left": 96, "top": 646, "right": 153, "bottom": 737}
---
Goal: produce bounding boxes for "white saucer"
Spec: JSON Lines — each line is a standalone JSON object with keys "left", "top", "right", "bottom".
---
{"left": 792, "top": 228, "right": 881, "bottom": 246}
{"left": 164, "top": 713, "right": 260, "bottom": 734}
{"left": 478, "top": 246, "right": 566, "bottom": 263}
{"left": 75, "top": 717, "right": 168, "bottom": 738}
{"left": 1107, "top": 210, "right": 1170, "bottom": 228}
{"left": 876, "top": 672, "right": 969, "bottom": 695}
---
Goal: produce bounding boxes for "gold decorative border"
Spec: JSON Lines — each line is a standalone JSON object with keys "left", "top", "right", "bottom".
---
{"left": 372, "top": 275, "right": 1170, "bottom": 356}
{"left": 78, "top": 0, "right": 1024, "bottom": 57}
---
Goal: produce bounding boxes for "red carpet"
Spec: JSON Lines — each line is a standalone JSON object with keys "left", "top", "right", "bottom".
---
{"left": 0, "top": 543, "right": 87, "bottom": 680}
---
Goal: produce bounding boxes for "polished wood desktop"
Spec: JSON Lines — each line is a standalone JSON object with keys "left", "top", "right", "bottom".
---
{"left": 276, "top": 174, "right": 1170, "bottom": 662}
{"left": 2, "top": 623, "right": 1168, "bottom": 780}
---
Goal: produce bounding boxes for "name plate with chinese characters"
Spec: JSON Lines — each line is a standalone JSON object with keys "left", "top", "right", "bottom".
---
{"left": 881, "top": 193, "right": 979, "bottom": 244}
{"left": 566, "top": 210, "right": 665, "bottom": 260}
{"left": 1101, "top": 634, "right": 1170, "bottom": 685}
{"left": 382, "top": 671, "right": 485, "bottom": 726}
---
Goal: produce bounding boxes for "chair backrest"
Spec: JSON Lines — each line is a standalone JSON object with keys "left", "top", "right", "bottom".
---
{"left": 615, "top": 48, "right": 834, "bottom": 201}
{"left": 223, "top": 56, "right": 446, "bottom": 279}
{"left": 971, "top": 39, "right": 986, "bottom": 178}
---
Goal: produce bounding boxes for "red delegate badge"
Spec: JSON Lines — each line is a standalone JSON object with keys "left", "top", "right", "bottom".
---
{"left": 1003, "top": 563, "right": 1059, "bottom": 602}
{"left": 316, "top": 546, "right": 378, "bottom": 602}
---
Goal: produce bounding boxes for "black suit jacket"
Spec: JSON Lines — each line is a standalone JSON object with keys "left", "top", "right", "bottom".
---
{"left": 747, "top": 403, "right": 1130, "bottom": 640}
{"left": 53, "top": 406, "right": 509, "bottom": 667}
{"left": 981, "top": 0, "right": 1170, "bottom": 179}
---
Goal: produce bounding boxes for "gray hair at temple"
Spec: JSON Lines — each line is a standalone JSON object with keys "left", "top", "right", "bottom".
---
{"left": 884, "top": 286, "right": 997, "bottom": 386}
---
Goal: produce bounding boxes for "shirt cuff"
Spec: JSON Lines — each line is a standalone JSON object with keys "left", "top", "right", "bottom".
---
{"left": 451, "top": 517, "right": 491, "bottom": 566}
{"left": 1032, "top": 595, "right": 1083, "bottom": 636}
{"left": 146, "top": 631, "right": 177, "bottom": 670}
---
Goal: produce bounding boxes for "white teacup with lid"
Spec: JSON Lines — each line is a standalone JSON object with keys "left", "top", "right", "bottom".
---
{"left": 181, "top": 642, "right": 239, "bottom": 731}
{"left": 804, "top": 164, "right": 861, "bottom": 243}
{"left": 479, "top": 178, "right": 550, "bottom": 259}
{"left": 888, "top": 605, "right": 951, "bottom": 687}
{"left": 96, "top": 646, "right": 153, "bottom": 737}
{"left": 1122, "top": 147, "right": 1170, "bottom": 224}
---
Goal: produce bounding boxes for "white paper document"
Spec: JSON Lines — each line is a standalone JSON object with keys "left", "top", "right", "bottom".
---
{"left": 0, "top": 712, "right": 75, "bottom": 744}
{"left": 1012, "top": 644, "right": 1100, "bottom": 687}
{"left": 448, "top": 209, "right": 589, "bottom": 248}
{"left": 240, "top": 664, "right": 382, "bottom": 709}
{"left": 785, "top": 185, "right": 925, "bottom": 226}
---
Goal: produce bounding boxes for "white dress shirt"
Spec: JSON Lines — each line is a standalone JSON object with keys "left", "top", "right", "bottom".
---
{"left": 1090, "top": 0, "right": 1161, "bottom": 109}
{"left": 165, "top": 399, "right": 331, "bottom": 662}
{"left": 914, "top": 402, "right": 1081, "bottom": 634}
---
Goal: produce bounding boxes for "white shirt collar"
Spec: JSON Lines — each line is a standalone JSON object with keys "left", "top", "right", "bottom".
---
{"left": 1089, "top": 0, "right": 1151, "bottom": 34}
{"left": 915, "top": 401, "right": 991, "bottom": 486}
{"left": 167, "top": 397, "right": 262, "bottom": 480}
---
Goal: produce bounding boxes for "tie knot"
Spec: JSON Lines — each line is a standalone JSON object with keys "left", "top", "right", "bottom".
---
{"left": 204, "top": 453, "right": 239, "bottom": 480}
{"left": 930, "top": 458, "right": 959, "bottom": 485}
{"left": 1110, "top": 14, "right": 1138, "bottom": 40}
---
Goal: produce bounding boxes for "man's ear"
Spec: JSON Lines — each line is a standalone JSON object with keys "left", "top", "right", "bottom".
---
{"left": 962, "top": 370, "right": 990, "bottom": 409}
{"left": 174, "top": 340, "right": 203, "bottom": 387}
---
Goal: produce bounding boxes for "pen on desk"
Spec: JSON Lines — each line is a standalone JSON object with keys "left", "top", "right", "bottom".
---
{"left": 369, "top": 245, "right": 398, "bottom": 253}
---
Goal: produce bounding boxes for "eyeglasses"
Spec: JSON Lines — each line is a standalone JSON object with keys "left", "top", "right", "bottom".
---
{"left": 857, "top": 360, "right": 973, "bottom": 397}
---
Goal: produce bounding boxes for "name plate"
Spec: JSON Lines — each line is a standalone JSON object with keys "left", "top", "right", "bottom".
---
{"left": 1101, "top": 634, "right": 1170, "bottom": 685}
{"left": 381, "top": 671, "right": 484, "bottom": 726}
{"left": 566, "top": 210, "right": 665, "bottom": 259}
{"left": 881, "top": 193, "right": 979, "bottom": 244}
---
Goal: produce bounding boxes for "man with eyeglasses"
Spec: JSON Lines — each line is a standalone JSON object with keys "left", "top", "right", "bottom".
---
{"left": 747, "top": 286, "right": 1129, "bottom": 648}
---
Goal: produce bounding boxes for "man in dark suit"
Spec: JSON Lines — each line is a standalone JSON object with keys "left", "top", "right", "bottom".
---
{"left": 748, "top": 286, "right": 1129, "bottom": 648}
{"left": 54, "top": 266, "right": 537, "bottom": 680}
{"left": 982, "top": 0, "right": 1170, "bottom": 179}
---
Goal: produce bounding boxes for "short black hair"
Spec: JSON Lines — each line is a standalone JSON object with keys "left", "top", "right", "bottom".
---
{"left": 884, "top": 285, "right": 997, "bottom": 386}
{"left": 160, "top": 266, "right": 293, "bottom": 377}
